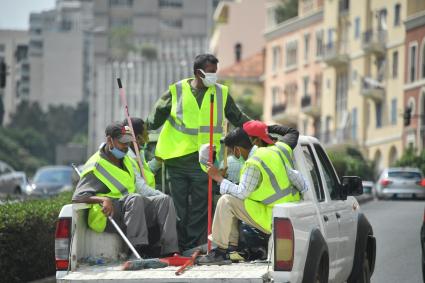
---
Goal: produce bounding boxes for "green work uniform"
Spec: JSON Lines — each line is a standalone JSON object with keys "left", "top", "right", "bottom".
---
{"left": 146, "top": 79, "right": 250, "bottom": 250}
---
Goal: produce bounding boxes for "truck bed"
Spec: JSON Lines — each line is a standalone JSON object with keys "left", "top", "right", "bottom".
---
{"left": 58, "top": 261, "right": 271, "bottom": 282}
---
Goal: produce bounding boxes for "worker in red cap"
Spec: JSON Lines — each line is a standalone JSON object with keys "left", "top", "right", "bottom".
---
{"left": 197, "top": 121, "right": 304, "bottom": 265}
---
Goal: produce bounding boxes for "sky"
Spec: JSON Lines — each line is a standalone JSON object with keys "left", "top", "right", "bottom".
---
{"left": 0, "top": 0, "right": 56, "bottom": 30}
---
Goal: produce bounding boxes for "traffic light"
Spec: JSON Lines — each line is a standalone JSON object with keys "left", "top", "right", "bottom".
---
{"left": 0, "top": 60, "right": 6, "bottom": 88}
{"left": 404, "top": 106, "right": 412, "bottom": 127}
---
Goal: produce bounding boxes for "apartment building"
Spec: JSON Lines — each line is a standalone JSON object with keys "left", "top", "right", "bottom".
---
{"left": 88, "top": 0, "right": 219, "bottom": 153}
{"left": 320, "top": 0, "right": 420, "bottom": 173}
{"left": 263, "top": 0, "right": 324, "bottom": 137}
{"left": 209, "top": 0, "right": 267, "bottom": 69}
{"left": 404, "top": 5, "right": 425, "bottom": 151}
{"left": 0, "top": 30, "right": 29, "bottom": 125}
{"left": 28, "top": 0, "right": 93, "bottom": 110}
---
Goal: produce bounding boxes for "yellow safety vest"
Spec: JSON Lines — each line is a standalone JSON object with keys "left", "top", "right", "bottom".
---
{"left": 242, "top": 143, "right": 300, "bottom": 233}
{"left": 81, "top": 151, "right": 138, "bottom": 233}
{"left": 155, "top": 78, "right": 228, "bottom": 165}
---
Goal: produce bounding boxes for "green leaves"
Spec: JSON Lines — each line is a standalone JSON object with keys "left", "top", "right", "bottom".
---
{"left": 0, "top": 192, "right": 72, "bottom": 283}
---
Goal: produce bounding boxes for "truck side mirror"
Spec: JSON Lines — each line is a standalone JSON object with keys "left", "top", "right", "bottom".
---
{"left": 341, "top": 176, "right": 363, "bottom": 197}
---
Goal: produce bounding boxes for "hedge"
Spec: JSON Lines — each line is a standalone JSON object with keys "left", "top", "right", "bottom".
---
{"left": 0, "top": 192, "right": 72, "bottom": 282}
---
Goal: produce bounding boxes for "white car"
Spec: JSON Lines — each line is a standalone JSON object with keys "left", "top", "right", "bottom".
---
{"left": 55, "top": 136, "right": 376, "bottom": 283}
{"left": 0, "top": 161, "right": 28, "bottom": 195}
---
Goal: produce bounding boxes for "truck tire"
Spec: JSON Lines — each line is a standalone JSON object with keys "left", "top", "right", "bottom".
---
{"left": 358, "top": 251, "right": 371, "bottom": 283}
{"left": 314, "top": 254, "right": 329, "bottom": 283}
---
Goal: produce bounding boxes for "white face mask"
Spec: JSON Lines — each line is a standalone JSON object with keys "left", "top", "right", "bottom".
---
{"left": 198, "top": 69, "right": 217, "bottom": 87}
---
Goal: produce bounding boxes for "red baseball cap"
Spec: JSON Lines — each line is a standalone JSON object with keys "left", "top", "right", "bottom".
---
{"left": 243, "top": 120, "right": 274, "bottom": 145}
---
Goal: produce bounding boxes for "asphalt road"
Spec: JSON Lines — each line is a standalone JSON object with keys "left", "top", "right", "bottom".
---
{"left": 361, "top": 199, "right": 424, "bottom": 283}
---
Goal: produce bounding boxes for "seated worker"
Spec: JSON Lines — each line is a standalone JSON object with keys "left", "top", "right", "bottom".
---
{"left": 123, "top": 117, "right": 162, "bottom": 190}
{"left": 197, "top": 124, "right": 302, "bottom": 265}
{"left": 72, "top": 121, "right": 179, "bottom": 257}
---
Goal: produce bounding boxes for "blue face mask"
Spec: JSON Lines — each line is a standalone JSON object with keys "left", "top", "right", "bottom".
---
{"left": 109, "top": 143, "right": 127, "bottom": 159}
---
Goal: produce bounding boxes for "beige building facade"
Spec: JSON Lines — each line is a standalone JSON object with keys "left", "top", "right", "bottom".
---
{"left": 263, "top": 0, "right": 324, "bottom": 137}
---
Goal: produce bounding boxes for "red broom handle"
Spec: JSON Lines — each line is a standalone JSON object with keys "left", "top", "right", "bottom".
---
{"left": 207, "top": 93, "right": 214, "bottom": 252}
{"left": 117, "top": 78, "right": 146, "bottom": 181}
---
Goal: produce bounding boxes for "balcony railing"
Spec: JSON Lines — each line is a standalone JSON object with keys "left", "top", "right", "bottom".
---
{"left": 271, "top": 103, "right": 287, "bottom": 116}
{"left": 301, "top": 95, "right": 321, "bottom": 118}
{"left": 320, "top": 127, "right": 357, "bottom": 146}
{"left": 361, "top": 77, "right": 385, "bottom": 102}
{"left": 323, "top": 41, "right": 349, "bottom": 66}
{"left": 362, "top": 29, "right": 387, "bottom": 55}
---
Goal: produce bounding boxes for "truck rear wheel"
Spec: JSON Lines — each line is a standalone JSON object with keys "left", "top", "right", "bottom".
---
{"left": 360, "top": 252, "right": 371, "bottom": 283}
{"left": 314, "top": 254, "right": 328, "bottom": 283}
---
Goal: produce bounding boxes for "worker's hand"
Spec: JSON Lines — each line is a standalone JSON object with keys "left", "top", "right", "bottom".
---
{"left": 206, "top": 162, "right": 224, "bottom": 183}
{"left": 199, "top": 144, "right": 216, "bottom": 165}
{"left": 101, "top": 198, "right": 114, "bottom": 217}
{"left": 219, "top": 167, "right": 228, "bottom": 178}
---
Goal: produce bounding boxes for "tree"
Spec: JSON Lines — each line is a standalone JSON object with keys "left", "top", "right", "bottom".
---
{"left": 108, "top": 26, "right": 136, "bottom": 61}
{"left": 327, "top": 145, "right": 374, "bottom": 181}
{"left": 235, "top": 96, "right": 263, "bottom": 120}
{"left": 275, "top": 0, "right": 298, "bottom": 24}
{"left": 395, "top": 148, "right": 425, "bottom": 175}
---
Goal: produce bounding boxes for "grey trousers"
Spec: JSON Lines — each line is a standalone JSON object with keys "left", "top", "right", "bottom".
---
{"left": 105, "top": 193, "right": 179, "bottom": 255}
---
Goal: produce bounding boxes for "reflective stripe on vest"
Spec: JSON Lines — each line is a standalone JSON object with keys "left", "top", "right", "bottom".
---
{"left": 250, "top": 156, "right": 298, "bottom": 205}
{"left": 274, "top": 142, "right": 294, "bottom": 168}
{"left": 155, "top": 78, "right": 228, "bottom": 161}
{"left": 95, "top": 164, "right": 129, "bottom": 196}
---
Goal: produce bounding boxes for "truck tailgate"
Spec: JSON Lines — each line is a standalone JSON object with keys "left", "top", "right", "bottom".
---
{"left": 58, "top": 262, "right": 270, "bottom": 283}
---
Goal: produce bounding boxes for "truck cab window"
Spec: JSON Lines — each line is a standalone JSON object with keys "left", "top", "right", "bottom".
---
{"left": 301, "top": 145, "right": 325, "bottom": 202}
{"left": 314, "top": 144, "right": 340, "bottom": 200}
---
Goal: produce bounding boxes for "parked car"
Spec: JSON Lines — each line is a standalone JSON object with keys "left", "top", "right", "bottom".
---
{"left": 0, "top": 161, "right": 28, "bottom": 195}
{"left": 376, "top": 167, "right": 425, "bottom": 200}
{"left": 27, "top": 166, "right": 74, "bottom": 197}
{"left": 362, "top": 181, "right": 375, "bottom": 196}
{"left": 421, "top": 208, "right": 425, "bottom": 282}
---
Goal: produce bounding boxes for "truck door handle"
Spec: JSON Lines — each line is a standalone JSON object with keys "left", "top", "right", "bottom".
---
{"left": 336, "top": 212, "right": 341, "bottom": 219}
{"left": 323, "top": 215, "right": 329, "bottom": 222}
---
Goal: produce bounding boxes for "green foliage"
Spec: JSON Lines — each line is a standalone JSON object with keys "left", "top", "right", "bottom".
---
{"left": 395, "top": 148, "right": 425, "bottom": 175}
{"left": 140, "top": 43, "right": 158, "bottom": 60}
{"left": 1, "top": 101, "right": 88, "bottom": 173}
{"left": 109, "top": 26, "right": 136, "bottom": 61}
{"left": 235, "top": 96, "right": 263, "bottom": 120}
{"left": 327, "top": 145, "right": 374, "bottom": 181}
{"left": 0, "top": 192, "right": 72, "bottom": 283}
{"left": 275, "top": 0, "right": 298, "bottom": 24}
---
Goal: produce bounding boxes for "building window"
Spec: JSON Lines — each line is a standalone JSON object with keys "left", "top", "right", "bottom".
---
{"left": 0, "top": 44, "right": 5, "bottom": 53}
{"left": 392, "top": 51, "right": 398, "bottom": 78}
{"left": 394, "top": 4, "right": 401, "bottom": 26}
{"left": 304, "top": 33, "right": 310, "bottom": 63}
{"left": 336, "top": 72, "right": 348, "bottom": 124}
{"left": 303, "top": 76, "right": 309, "bottom": 96}
{"left": 354, "top": 17, "right": 360, "bottom": 39}
{"left": 285, "top": 40, "right": 298, "bottom": 69}
{"left": 109, "top": 0, "right": 133, "bottom": 6}
{"left": 376, "top": 102, "right": 382, "bottom": 128}
{"left": 352, "top": 107, "right": 357, "bottom": 140}
{"left": 378, "top": 9, "right": 387, "bottom": 31}
{"left": 272, "top": 46, "right": 281, "bottom": 73}
{"left": 160, "top": 18, "right": 182, "bottom": 29}
{"left": 409, "top": 44, "right": 417, "bottom": 82}
{"left": 316, "top": 30, "right": 324, "bottom": 58}
{"left": 391, "top": 98, "right": 397, "bottom": 125}
{"left": 272, "top": 87, "right": 280, "bottom": 105}
{"left": 110, "top": 18, "right": 132, "bottom": 28}
{"left": 159, "top": 0, "right": 183, "bottom": 8}
{"left": 421, "top": 41, "right": 425, "bottom": 79}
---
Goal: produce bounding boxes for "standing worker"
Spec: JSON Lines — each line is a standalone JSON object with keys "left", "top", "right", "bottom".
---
{"left": 146, "top": 54, "right": 251, "bottom": 251}
{"left": 72, "top": 121, "right": 179, "bottom": 257}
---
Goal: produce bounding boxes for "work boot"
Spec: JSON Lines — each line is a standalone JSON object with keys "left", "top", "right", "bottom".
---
{"left": 227, "top": 245, "right": 245, "bottom": 263}
{"left": 196, "top": 248, "right": 232, "bottom": 266}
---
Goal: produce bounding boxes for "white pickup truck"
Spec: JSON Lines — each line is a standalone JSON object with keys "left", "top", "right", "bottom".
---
{"left": 55, "top": 136, "right": 376, "bottom": 283}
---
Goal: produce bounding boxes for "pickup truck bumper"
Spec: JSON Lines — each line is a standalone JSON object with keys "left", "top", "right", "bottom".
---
{"left": 57, "top": 262, "right": 271, "bottom": 283}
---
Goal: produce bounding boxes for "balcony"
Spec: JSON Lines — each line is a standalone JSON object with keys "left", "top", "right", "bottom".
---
{"left": 361, "top": 77, "right": 385, "bottom": 102}
{"left": 271, "top": 102, "right": 297, "bottom": 125}
{"left": 301, "top": 95, "right": 321, "bottom": 118}
{"left": 323, "top": 41, "right": 349, "bottom": 67}
{"left": 362, "top": 30, "right": 387, "bottom": 56}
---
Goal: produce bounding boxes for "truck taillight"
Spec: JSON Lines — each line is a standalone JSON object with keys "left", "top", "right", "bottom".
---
{"left": 380, "top": 179, "right": 392, "bottom": 187}
{"left": 55, "top": 217, "right": 71, "bottom": 271}
{"left": 274, "top": 218, "right": 294, "bottom": 271}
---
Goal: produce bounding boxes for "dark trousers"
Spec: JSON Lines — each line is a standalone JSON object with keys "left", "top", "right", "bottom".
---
{"left": 166, "top": 164, "right": 209, "bottom": 250}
